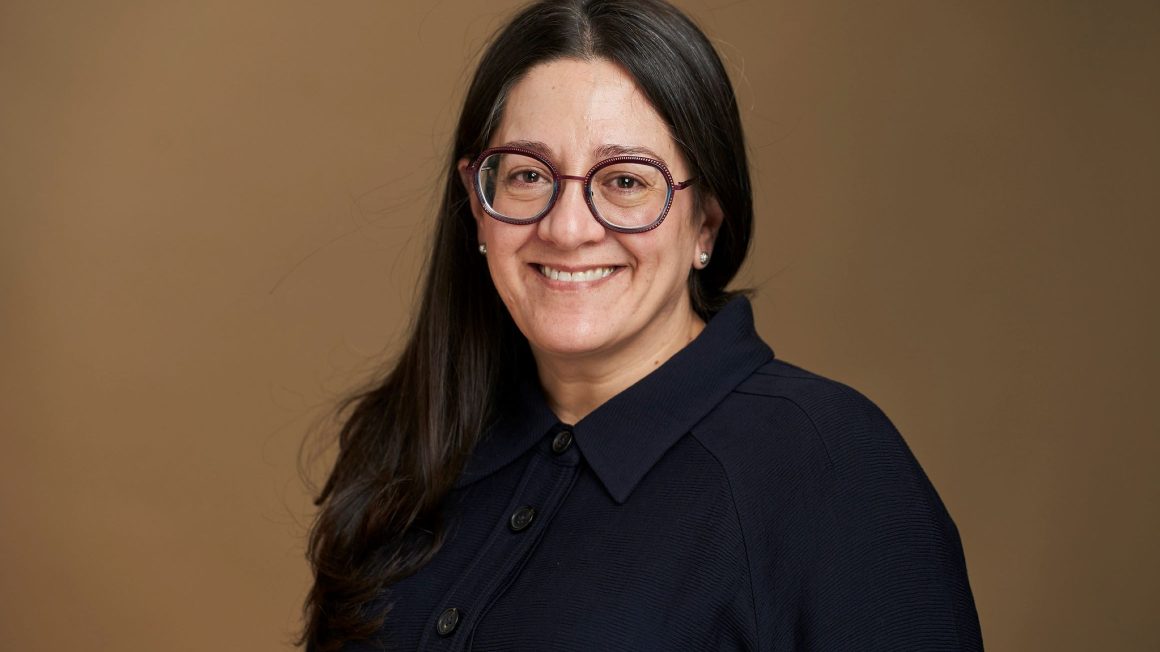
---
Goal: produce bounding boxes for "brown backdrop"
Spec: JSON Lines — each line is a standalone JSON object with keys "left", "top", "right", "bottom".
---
{"left": 2, "top": 1, "right": 1157, "bottom": 650}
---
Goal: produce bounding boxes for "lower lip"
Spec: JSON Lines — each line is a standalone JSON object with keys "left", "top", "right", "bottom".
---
{"left": 529, "top": 264, "right": 622, "bottom": 289}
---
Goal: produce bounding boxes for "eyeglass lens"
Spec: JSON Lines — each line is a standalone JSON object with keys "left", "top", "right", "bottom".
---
{"left": 476, "top": 152, "right": 670, "bottom": 229}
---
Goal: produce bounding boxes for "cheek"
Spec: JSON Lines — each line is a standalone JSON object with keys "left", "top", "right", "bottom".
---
{"left": 633, "top": 219, "right": 698, "bottom": 276}
{"left": 481, "top": 225, "right": 530, "bottom": 288}
{"left": 481, "top": 217, "right": 529, "bottom": 250}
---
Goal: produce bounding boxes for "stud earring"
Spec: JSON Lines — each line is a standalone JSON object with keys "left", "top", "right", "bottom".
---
{"left": 479, "top": 243, "right": 487, "bottom": 255}
{"left": 699, "top": 251, "right": 710, "bottom": 266}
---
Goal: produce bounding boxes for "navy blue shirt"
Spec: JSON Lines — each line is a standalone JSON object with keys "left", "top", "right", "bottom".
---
{"left": 352, "top": 297, "right": 982, "bottom": 650}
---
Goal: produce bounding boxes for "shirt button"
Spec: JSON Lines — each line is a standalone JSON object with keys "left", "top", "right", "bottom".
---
{"left": 551, "top": 429, "right": 573, "bottom": 454}
{"left": 436, "top": 607, "right": 460, "bottom": 636}
{"left": 509, "top": 505, "right": 536, "bottom": 531}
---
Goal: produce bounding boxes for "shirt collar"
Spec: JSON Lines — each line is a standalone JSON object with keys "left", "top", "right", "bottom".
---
{"left": 454, "top": 296, "right": 774, "bottom": 503}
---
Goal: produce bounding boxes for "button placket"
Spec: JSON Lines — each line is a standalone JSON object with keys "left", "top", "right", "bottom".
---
{"left": 418, "top": 444, "right": 578, "bottom": 651}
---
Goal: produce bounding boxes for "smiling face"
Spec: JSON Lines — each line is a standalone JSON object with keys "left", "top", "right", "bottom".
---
{"left": 460, "top": 58, "right": 719, "bottom": 369}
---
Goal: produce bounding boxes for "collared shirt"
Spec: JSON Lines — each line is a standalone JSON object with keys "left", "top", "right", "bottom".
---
{"left": 351, "top": 297, "right": 982, "bottom": 651}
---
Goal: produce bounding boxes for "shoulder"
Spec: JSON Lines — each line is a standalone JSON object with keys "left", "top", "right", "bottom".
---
{"left": 689, "top": 356, "right": 957, "bottom": 552}
{"left": 691, "top": 357, "right": 919, "bottom": 487}
{"left": 690, "top": 356, "right": 951, "bottom": 532}
{"left": 689, "top": 358, "right": 981, "bottom": 649}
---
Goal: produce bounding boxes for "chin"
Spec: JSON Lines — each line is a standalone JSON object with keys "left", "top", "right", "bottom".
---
{"left": 520, "top": 317, "right": 618, "bottom": 359}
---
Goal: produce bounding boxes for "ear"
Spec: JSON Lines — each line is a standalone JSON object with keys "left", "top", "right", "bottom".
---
{"left": 457, "top": 157, "right": 487, "bottom": 242}
{"left": 695, "top": 195, "right": 724, "bottom": 269}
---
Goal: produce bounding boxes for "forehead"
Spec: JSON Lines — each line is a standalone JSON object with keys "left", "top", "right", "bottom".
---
{"left": 491, "top": 58, "right": 678, "bottom": 166}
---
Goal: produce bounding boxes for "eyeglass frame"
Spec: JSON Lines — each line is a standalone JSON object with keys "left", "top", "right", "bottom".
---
{"left": 467, "top": 146, "right": 698, "bottom": 234}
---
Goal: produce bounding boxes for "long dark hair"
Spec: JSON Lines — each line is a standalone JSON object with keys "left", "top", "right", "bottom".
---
{"left": 300, "top": 1, "right": 753, "bottom": 649}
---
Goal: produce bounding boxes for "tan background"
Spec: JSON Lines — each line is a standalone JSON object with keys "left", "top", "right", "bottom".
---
{"left": 2, "top": 0, "right": 1157, "bottom": 650}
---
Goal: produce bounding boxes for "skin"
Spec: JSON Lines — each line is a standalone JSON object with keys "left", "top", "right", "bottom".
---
{"left": 459, "top": 58, "right": 722, "bottom": 424}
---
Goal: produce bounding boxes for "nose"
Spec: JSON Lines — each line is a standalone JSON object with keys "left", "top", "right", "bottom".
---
{"left": 536, "top": 177, "right": 606, "bottom": 249}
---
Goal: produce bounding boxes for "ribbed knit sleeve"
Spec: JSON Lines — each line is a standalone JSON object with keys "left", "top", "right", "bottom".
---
{"left": 793, "top": 385, "right": 982, "bottom": 650}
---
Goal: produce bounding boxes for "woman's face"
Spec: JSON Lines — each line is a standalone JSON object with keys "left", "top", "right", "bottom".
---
{"left": 461, "top": 58, "right": 719, "bottom": 364}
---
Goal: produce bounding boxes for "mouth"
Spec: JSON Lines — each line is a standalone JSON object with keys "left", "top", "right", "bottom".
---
{"left": 535, "top": 264, "right": 620, "bottom": 283}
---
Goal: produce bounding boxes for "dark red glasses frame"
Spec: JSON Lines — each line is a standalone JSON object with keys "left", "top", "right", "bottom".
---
{"left": 467, "top": 146, "right": 697, "bottom": 234}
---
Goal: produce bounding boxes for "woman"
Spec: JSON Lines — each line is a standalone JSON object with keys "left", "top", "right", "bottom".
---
{"left": 302, "top": 1, "right": 982, "bottom": 650}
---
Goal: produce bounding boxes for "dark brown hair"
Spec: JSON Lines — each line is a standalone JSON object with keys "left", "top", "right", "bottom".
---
{"left": 300, "top": 1, "right": 753, "bottom": 649}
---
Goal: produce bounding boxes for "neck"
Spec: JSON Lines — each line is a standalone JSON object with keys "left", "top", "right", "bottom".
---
{"left": 533, "top": 304, "right": 705, "bottom": 424}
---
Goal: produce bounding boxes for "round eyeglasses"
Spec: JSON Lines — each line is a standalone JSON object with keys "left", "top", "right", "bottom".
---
{"left": 467, "top": 147, "right": 697, "bottom": 234}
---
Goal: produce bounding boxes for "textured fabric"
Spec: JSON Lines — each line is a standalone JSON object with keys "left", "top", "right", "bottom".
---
{"left": 346, "top": 297, "right": 983, "bottom": 651}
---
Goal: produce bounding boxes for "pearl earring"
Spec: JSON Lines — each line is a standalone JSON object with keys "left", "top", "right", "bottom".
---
{"left": 699, "top": 251, "right": 710, "bottom": 266}
{"left": 479, "top": 243, "right": 487, "bottom": 255}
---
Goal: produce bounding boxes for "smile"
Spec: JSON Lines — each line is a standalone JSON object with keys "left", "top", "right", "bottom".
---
{"left": 537, "top": 265, "right": 617, "bottom": 283}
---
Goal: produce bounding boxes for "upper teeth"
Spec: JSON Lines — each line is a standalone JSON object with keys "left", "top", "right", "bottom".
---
{"left": 539, "top": 265, "right": 615, "bottom": 282}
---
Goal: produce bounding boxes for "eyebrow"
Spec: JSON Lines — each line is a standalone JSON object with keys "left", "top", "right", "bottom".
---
{"left": 501, "top": 140, "right": 556, "bottom": 158}
{"left": 593, "top": 143, "right": 665, "bottom": 161}
{"left": 496, "top": 140, "right": 666, "bottom": 163}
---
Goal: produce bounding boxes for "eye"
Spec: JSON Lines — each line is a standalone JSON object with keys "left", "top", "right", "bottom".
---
{"left": 592, "top": 163, "right": 661, "bottom": 200}
{"left": 603, "top": 173, "right": 648, "bottom": 194}
{"left": 505, "top": 166, "right": 550, "bottom": 187}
